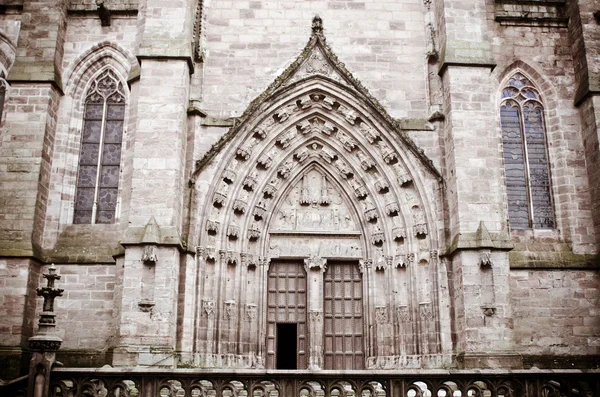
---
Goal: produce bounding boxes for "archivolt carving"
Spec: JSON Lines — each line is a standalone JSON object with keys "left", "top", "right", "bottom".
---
{"left": 191, "top": 18, "right": 445, "bottom": 366}
{"left": 196, "top": 30, "right": 441, "bottom": 269}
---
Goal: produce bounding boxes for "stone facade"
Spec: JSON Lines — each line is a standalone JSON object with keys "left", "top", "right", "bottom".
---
{"left": 0, "top": 0, "right": 599, "bottom": 379}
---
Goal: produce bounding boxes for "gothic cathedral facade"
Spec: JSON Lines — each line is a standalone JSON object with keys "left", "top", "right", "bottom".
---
{"left": 0, "top": 0, "right": 599, "bottom": 377}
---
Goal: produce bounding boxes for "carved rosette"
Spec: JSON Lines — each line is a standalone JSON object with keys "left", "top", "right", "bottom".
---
{"left": 419, "top": 302, "right": 434, "bottom": 321}
{"left": 375, "top": 306, "right": 388, "bottom": 324}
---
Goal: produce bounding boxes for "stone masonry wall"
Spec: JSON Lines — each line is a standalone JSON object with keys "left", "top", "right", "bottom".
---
{"left": 38, "top": 263, "right": 117, "bottom": 366}
{"left": 511, "top": 269, "right": 600, "bottom": 359}
{"left": 195, "top": 0, "right": 429, "bottom": 119}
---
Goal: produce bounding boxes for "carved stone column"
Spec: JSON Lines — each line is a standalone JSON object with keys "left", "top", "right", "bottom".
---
{"left": 304, "top": 255, "right": 326, "bottom": 369}
{"left": 27, "top": 264, "right": 63, "bottom": 397}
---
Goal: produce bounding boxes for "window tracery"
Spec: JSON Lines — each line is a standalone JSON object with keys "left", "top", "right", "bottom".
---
{"left": 74, "top": 69, "right": 126, "bottom": 224}
{"left": 500, "top": 73, "right": 554, "bottom": 229}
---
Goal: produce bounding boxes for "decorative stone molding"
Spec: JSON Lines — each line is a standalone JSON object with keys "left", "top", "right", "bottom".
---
{"left": 393, "top": 227, "right": 406, "bottom": 241}
{"left": 482, "top": 306, "right": 496, "bottom": 317}
{"left": 358, "top": 121, "right": 380, "bottom": 142}
{"left": 220, "top": 250, "right": 238, "bottom": 266}
{"left": 414, "top": 223, "right": 428, "bottom": 237}
{"left": 277, "top": 159, "right": 295, "bottom": 179}
{"left": 406, "top": 253, "right": 415, "bottom": 266}
{"left": 263, "top": 177, "right": 280, "bottom": 197}
{"left": 397, "top": 305, "right": 411, "bottom": 323}
{"left": 227, "top": 224, "right": 240, "bottom": 239}
{"left": 419, "top": 302, "right": 434, "bottom": 321}
{"left": 338, "top": 104, "right": 357, "bottom": 124}
{"left": 275, "top": 103, "right": 299, "bottom": 123}
{"left": 248, "top": 223, "right": 261, "bottom": 240}
{"left": 237, "top": 137, "right": 260, "bottom": 160}
{"left": 243, "top": 172, "right": 258, "bottom": 190}
{"left": 276, "top": 129, "right": 297, "bottom": 148}
{"left": 334, "top": 159, "right": 353, "bottom": 179}
{"left": 395, "top": 254, "right": 407, "bottom": 268}
{"left": 233, "top": 198, "right": 247, "bottom": 214}
{"left": 253, "top": 201, "right": 268, "bottom": 219}
{"left": 375, "top": 306, "right": 388, "bottom": 324}
{"left": 141, "top": 245, "right": 158, "bottom": 264}
{"left": 349, "top": 178, "right": 368, "bottom": 199}
{"left": 213, "top": 183, "right": 229, "bottom": 206}
{"left": 257, "top": 149, "right": 276, "bottom": 169}
{"left": 319, "top": 175, "right": 331, "bottom": 205}
{"left": 395, "top": 164, "right": 413, "bottom": 186}
{"left": 197, "top": 246, "right": 216, "bottom": 261}
{"left": 370, "top": 225, "right": 385, "bottom": 245}
{"left": 479, "top": 251, "right": 493, "bottom": 268}
{"left": 357, "top": 151, "right": 375, "bottom": 170}
{"left": 375, "top": 178, "right": 389, "bottom": 193}
{"left": 224, "top": 300, "right": 237, "bottom": 319}
{"left": 358, "top": 259, "right": 372, "bottom": 273}
{"left": 304, "top": 255, "right": 327, "bottom": 272}
{"left": 375, "top": 255, "right": 392, "bottom": 271}
{"left": 253, "top": 116, "right": 276, "bottom": 139}
{"left": 245, "top": 304, "right": 257, "bottom": 320}
{"left": 336, "top": 130, "right": 357, "bottom": 151}
{"left": 206, "top": 220, "right": 219, "bottom": 234}
{"left": 377, "top": 140, "right": 397, "bottom": 164}
{"left": 309, "top": 310, "right": 323, "bottom": 323}
{"left": 222, "top": 164, "right": 237, "bottom": 183}
{"left": 202, "top": 299, "right": 215, "bottom": 318}
{"left": 138, "top": 299, "right": 155, "bottom": 312}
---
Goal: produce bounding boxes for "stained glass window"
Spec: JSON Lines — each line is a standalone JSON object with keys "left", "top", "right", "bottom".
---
{"left": 500, "top": 73, "right": 554, "bottom": 229}
{"left": 74, "top": 70, "right": 125, "bottom": 224}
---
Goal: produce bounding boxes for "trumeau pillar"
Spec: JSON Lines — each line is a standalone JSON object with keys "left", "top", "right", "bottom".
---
{"left": 304, "top": 256, "right": 326, "bottom": 370}
{"left": 437, "top": 0, "right": 521, "bottom": 368}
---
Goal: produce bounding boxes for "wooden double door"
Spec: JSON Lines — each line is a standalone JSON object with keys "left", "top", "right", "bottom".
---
{"left": 267, "top": 261, "right": 364, "bottom": 370}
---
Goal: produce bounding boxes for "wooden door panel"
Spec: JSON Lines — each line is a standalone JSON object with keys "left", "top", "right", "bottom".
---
{"left": 266, "top": 261, "right": 307, "bottom": 369}
{"left": 323, "top": 262, "right": 364, "bottom": 370}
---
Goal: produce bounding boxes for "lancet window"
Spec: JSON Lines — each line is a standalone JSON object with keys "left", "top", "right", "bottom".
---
{"left": 500, "top": 73, "right": 554, "bottom": 229}
{"left": 74, "top": 70, "right": 126, "bottom": 224}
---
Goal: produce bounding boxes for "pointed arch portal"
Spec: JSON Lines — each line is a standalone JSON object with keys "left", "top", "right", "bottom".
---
{"left": 192, "top": 17, "right": 449, "bottom": 370}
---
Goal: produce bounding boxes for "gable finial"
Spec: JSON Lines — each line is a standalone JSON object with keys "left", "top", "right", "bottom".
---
{"left": 312, "top": 15, "right": 323, "bottom": 35}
